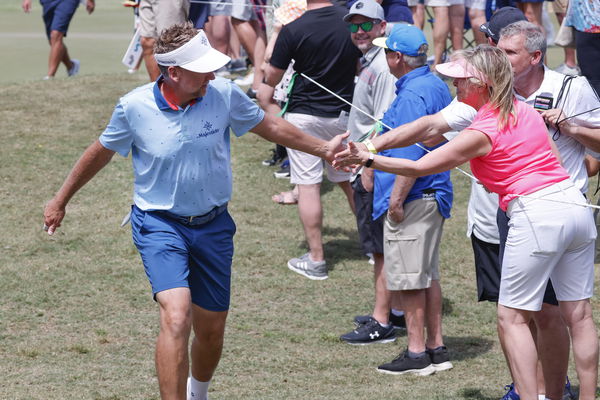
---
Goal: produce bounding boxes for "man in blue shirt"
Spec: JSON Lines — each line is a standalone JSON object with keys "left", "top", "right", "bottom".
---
{"left": 367, "top": 24, "right": 454, "bottom": 376}
{"left": 43, "top": 22, "right": 344, "bottom": 400}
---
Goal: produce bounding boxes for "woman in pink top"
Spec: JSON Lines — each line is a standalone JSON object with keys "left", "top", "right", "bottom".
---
{"left": 335, "top": 45, "right": 598, "bottom": 400}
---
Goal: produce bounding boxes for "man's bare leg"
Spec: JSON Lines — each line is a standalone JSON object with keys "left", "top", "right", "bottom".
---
{"left": 141, "top": 36, "right": 160, "bottom": 81}
{"left": 205, "top": 15, "right": 231, "bottom": 54}
{"left": 190, "top": 305, "right": 228, "bottom": 381}
{"left": 48, "top": 30, "right": 72, "bottom": 77}
{"left": 297, "top": 183, "right": 324, "bottom": 261}
{"left": 399, "top": 288, "right": 427, "bottom": 352}
{"left": 372, "top": 253, "right": 391, "bottom": 324}
{"left": 155, "top": 288, "right": 193, "bottom": 400}
{"left": 425, "top": 280, "right": 444, "bottom": 349}
{"left": 449, "top": 4, "right": 465, "bottom": 51}
{"left": 431, "top": 6, "right": 450, "bottom": 67}
{"left": 533, "top": 304, "right": 569, "bottom": 400}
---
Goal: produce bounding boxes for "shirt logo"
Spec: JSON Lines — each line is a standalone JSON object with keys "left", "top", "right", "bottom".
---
{"left": 196, "top": 121, "right": 220, "bottom": 138}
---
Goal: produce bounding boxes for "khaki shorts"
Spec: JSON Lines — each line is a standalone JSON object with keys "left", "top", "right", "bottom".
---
{"left": 284, "top": 112, "right": 351, "bottom": 185}
{"left": 139, "top": 0, "right": 191, "bottom": 39}
{"left": 384, "top": 197, "right": 444, "bottom": 291}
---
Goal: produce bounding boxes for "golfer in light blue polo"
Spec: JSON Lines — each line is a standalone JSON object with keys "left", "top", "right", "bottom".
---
{"left": 43, "top": 21, "right": 344, "bottom": 400}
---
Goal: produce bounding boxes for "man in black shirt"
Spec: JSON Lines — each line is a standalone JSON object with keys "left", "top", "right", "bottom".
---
{"left": 264, "top": 0, "right": 361, "bottom": 280}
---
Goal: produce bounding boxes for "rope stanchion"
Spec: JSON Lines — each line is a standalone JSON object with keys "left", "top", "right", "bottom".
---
{"left": 297, "top": 72, "right": 600, "bottom": 211}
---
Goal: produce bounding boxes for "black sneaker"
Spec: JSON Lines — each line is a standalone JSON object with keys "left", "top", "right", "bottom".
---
{"left": 340, "top": 319, "right": 397, "bottom": 345}
{"left": 354, "top": 312, "right": 406, "bottom": 330}
{"left": 262, "top": 149, "right": 283, "bottom": 166}
{"left": 377, "top": 349, "right": 435, "bottom": 376}
{"left": 274, "top": 160, "right": 290, "bottom": 179}
{"left": 426, "top": 346, "right": 453, "bottom": 372}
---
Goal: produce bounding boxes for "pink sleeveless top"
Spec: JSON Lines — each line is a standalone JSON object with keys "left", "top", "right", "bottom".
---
{"left": 467, "top": 100, "right": 570, "bottom": 211}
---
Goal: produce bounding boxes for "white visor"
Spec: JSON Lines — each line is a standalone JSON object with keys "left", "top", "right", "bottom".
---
{"left": 154, "top": 30, "right": 230, "bottom": 73}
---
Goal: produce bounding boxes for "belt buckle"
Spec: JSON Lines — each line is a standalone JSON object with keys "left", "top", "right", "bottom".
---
{"left": 188, "top": 216, "right": 195, "bottom": 224}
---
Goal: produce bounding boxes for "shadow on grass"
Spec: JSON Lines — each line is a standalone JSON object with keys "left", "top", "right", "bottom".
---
{"left": 456, "top": 387, "right": 498, "bottom": 400}
{"left": 444, "top": 335, "right": 494, "bottom": 362}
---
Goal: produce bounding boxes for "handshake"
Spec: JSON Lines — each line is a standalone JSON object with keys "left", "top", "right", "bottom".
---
{"left": 326, "top": 132, "right": 373, "bottom": 172}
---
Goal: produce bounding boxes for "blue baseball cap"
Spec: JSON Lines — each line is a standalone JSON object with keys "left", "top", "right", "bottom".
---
{"left": 372, "top": 24, "right": 427, "bottom": 56}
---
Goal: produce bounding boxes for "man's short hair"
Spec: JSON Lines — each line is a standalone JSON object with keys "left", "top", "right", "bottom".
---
{"left": 499, "top": 20, "right": 547, "bottom": 60}
{"left": 154, "top": 22, "right": 198, "bottom": 75}
{"left": 403, "top": 44, "right": 429, "bottom": 68}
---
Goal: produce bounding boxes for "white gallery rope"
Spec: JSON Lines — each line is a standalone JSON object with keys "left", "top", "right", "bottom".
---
{"left": 299, "top": 72, "right": 600, "bottom": 210}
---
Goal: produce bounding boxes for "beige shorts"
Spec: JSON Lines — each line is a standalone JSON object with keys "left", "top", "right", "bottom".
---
{"left": 284, "top": 112, "right": 351, "bottom": 185}
{"left": 384, "top": 197, "right": 444, "bottom": 291}
{"left": 139, "top": 0, "right": 191, "bottom": 39}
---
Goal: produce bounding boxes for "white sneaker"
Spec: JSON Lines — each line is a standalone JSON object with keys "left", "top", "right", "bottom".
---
{"left": 554, "top": 63, "right": 581, "bottom": 76}
{"left": 233, "top": 71, "right": 254, "bottom": 86}
{"left": 68, "top": 59, "right": 80, "bottom": 77}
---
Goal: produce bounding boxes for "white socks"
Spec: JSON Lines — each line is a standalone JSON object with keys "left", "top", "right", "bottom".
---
{"left": 188, "top": 376, "right": 210, "bottom": 400}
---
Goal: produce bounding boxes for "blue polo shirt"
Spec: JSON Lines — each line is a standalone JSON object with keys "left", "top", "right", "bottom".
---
{"left": 99, "top": 77, "right": 265, "bottom": 216}
{"left": 373, "top": 66, "right": 453, "bottom": 220}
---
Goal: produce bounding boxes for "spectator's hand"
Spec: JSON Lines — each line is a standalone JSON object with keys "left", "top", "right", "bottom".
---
{"left": 388, "top": 201, "right": 405, "bottom": 223}
{"left": 22, "top": 0, "right": 32, "bottom": 13}
{"left": 325, "top": 131, "right": 349, "bottom": 163}
{"left": 44, "top": 198, "right": 66, "bottom": 236}
{"left": 541, "top": 108, "right": 574, "bottom": 135}
{"left": 86, "top": 0, "right": 95, "bottom": 14}
{"left": 333, "top": 141, "right": 368, "bottom": 171}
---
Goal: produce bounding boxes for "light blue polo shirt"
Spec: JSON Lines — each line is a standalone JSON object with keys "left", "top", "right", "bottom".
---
{"left": 99, "top": 77, "right": 265, "bottom": 216}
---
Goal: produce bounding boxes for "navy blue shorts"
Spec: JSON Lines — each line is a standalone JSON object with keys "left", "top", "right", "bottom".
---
{"left": 131, "top": 205, "right": 236, "bottom": 312}
{"left": 41, "top": 0, "right": 80, "bottom": 39}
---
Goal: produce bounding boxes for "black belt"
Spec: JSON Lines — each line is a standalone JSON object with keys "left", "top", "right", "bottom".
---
{"left": 155, "top": 203, "right": 227, "bottom": 226}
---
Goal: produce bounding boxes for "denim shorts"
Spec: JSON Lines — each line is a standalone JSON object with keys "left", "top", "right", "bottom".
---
{"left": 41, "top": 0, "right": 80, "bottom": 39}
{"left": 131, "top": 205, "right": 236, "bottom": 312}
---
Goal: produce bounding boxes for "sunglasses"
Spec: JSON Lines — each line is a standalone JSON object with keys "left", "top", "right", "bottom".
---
{"left": 348, "top": 21, "right": 375, "bottom": 33}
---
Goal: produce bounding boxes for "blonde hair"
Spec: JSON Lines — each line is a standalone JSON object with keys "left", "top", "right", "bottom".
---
{"left": 454, "top": 45, "right": 516, "bottom": 129}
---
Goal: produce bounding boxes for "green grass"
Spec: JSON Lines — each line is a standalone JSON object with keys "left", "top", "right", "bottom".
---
{"left": 0, "top": 4, "right": 595, "bottom": 399}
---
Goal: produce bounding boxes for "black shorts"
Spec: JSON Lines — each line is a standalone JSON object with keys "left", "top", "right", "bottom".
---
{"left": 352, "top": 176, "right": 384, "bottom": 256}
{"left": 471, "top": 233, "right": 501, "bottom": 302}
{"left": 496, "top": 208, "right": 559, "bottom": 306}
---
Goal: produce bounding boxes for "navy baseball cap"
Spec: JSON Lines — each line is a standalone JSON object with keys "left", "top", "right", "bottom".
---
{"left": 372, "top": 24, "right": 427, "bottom": 56}
{"left": 479, "top": 7, "right": 527, "bottom": 43}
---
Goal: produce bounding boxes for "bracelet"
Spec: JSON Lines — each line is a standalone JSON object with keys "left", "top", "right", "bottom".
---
{"left": 364, "top": 139, "right": 378, "bottom": 154}
{"left": 364, "top": 153, "right": 375, "bottom": 168}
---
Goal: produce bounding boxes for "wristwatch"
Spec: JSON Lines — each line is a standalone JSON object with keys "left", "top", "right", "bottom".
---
{"left": 365, "top": 152, "right": 374, "bottom": 168}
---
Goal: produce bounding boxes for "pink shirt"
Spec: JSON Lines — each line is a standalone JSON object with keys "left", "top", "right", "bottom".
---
{"left": 468, "top": 100, "right": 570, "bottom": 211}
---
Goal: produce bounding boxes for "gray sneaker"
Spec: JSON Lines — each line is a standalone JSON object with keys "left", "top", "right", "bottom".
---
{"left": 68, "top": 59, "right": 80, "bottom": 77}
{"left": 287, "top": 253, "right": 328, "bottom": 280}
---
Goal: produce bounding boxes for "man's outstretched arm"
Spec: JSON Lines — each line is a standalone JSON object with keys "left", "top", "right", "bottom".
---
{"left": 250, "top": 113, "right": 346, "bottom": 163}
{"left": 44, "top": 140, "right": 115, "bottom": 235}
